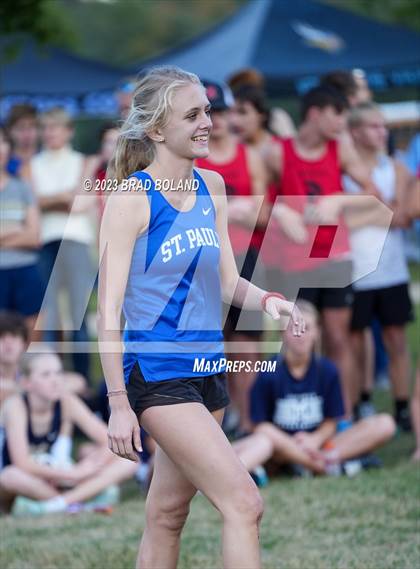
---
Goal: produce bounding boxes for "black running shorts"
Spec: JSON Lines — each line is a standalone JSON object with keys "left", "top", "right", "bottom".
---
{"left": 127, "top": 361, "right": 231, "bottom": 418}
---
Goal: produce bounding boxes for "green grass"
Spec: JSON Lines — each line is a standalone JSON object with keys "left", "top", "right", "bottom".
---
{"left": 1, "top": 421, "right": 419, "bottom": 569}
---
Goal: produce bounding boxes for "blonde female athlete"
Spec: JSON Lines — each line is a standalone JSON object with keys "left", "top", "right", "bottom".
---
{"left": 98, "top": 66, "right": 305, "bottom": 569}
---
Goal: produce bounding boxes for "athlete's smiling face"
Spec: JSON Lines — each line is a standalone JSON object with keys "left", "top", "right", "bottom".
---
{"left": 158, "top": 83, "right": 212, "bottom": 160}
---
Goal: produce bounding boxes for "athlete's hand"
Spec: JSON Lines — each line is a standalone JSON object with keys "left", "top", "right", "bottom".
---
{"left": 294, "top": 431, "right": 319, "bottom": 451}
{"left": 263, "top": 297, "right": 305, "bottom": 336}
{"left": 108, "top": 402, "right": 142, "bottom": 462}
{"left": 227, "top": 197, "right": 253, "bottom": 224}
{"left": 274, "top": 203, "right": 308, "bottom": 244}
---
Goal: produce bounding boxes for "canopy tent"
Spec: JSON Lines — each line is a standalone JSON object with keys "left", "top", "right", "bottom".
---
{"left": 0, "top": 38, "right": 127, "bottom": 118}
{"left": 133, "top": 0, "right": 420, "bottom": 95}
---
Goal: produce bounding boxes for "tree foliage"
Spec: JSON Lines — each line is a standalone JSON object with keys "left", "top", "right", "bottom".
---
{"left": 58, "top": 0, "right": 244, "bottom": 67}
{"left": 327, "top": 0, "right": 420, "bottom": 31}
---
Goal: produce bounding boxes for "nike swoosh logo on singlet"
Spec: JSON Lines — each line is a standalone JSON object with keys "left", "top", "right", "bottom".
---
{"left": 202, "top": 207, "right": 211, "bottom": 215}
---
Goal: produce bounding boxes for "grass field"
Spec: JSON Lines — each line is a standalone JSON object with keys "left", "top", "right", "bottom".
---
{"left": 1, "top": 427, "right": 418, "bottom": 569}
{"left": 1, "top": 270, "right": 419, "bottom": 569}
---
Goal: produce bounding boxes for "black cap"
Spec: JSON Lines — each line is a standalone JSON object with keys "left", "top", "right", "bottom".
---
{"left": 201, "top": 79, "right": 234, "bottom": 111}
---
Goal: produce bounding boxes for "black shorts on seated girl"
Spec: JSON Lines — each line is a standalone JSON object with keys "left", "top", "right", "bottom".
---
{"left": 127, "top": 362, "right": 230, "bottom": 417}
{"left": 122, "top": 169, "right": 229, "bottom": 416}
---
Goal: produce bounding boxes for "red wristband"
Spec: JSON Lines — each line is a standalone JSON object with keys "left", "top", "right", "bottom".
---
{"left": 261, "top": 292, "right": 286, "bottom": 312}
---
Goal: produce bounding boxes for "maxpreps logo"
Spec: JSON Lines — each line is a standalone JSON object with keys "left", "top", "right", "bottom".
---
{"left": 292, "top": 21, "right": 345, "bottom": 53}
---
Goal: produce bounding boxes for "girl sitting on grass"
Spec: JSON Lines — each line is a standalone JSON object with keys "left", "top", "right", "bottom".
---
{"left": 0, "top": 349, "right": 137, "bottom": 515}
{"left": 234, "top": 301, "right": 396, "bottom": 478}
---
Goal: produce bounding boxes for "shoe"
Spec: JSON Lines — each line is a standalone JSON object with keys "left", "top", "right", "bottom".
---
{"left": 86, "top": 484, "right": 120, "bottom": 508}
{"left": 359, "top": 454, "right": 383, "bottom": 470}
{"left": 396, "top": 409, "right": 412, "bottom": 433}
{"left": 342, "top": 460, "right": 362, "bottom": 477}
{"left": 250, "top": 466, "right": 269, "bottom": 487}
{"left": 12, "top": 497, "right": 49, "bottom": 517}
{"left": 358, "top": 401, "right": 376, "bottom": 419}
{"left": 290, "top": 464, "right": 313, "bottom": 478}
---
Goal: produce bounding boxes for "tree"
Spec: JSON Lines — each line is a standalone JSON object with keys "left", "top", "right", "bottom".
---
{"left": 0, "top": 0, "right": 75, "bottom": 59}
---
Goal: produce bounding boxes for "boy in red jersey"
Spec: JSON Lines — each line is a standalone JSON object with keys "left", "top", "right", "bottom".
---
{"left": 262, "top": 86, "right": 377, "bottom": 416}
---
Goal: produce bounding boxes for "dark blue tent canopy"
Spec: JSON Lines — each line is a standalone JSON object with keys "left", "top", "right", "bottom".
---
{"left": 0, "top": 38, "right": 127, "bottom": 118}
{"left": 133, "top": 0, "right": 420, "bottom": 94}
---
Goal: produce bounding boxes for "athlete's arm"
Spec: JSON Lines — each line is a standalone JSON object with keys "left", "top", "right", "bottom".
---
{"left": 65, "top": 393, "right": 108, "bottom": 446}
{"left": 338, "top": 136, "right": 378, "bottom": 196}
{"left": 0, "top": 205, "right": 40, "bottom": 249}
{"left": 199, "top": 168, "right": 305, "bottom": 333}
{"left": 98, "top": 187, "right": 148, "bottom": 462}
{"left": 392, "top": 159, "right": 415, "bottom": 227}
{"left": 246, "top": 145, "right": 269, "bottom": 228}
{"left": 294, "top": 419, "right": 336, "bottom": 450}
{"left": 406, "top": 175, "right": 420, "bottom": 221}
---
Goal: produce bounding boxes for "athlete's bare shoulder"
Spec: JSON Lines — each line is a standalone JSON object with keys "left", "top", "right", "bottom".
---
{"left": 2, "top": 393, "right": 26, "bottom": 422}
{"left": 101, "top": 179, "right": 151, "bottom": 238}
{"left": 195, "top": 167, "right": 226, "bottom": 197}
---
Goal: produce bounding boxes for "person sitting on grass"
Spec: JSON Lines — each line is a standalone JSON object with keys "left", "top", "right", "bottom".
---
{"left": 0, "top": 349, "right": 137, "bottom": 515}
{"left": 233, "top": 301, "right": 396, "bottom": 478}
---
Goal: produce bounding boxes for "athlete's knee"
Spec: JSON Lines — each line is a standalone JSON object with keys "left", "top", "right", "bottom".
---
{"left": 145, "top": 495, "right": 191, "bottom": 535}
{"left": 376, "top": 413, "right": 396, "bottom": 440}
{"left": 254, "top": 422, "right": 277, "bottom": 439}
{"left": 0, "top": 465, "right": 24, "bottom": 491}
{"left": 223, "top": 477, "right": 264, "bottom": 525}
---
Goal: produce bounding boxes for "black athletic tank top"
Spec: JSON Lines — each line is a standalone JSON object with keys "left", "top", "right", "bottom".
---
{"left": 0, "top": 394, "right": 62, "bottom": 469}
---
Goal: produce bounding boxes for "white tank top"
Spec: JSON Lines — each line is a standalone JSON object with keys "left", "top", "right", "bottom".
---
{"left": 31, "top": 147, "right": 94, "bottom": 245}
{"left": 343, "top": 154, "right": 409, "bottom": 290}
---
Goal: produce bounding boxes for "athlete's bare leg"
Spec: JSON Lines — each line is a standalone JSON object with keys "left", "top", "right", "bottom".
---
{"left": 137, "top": 403, "right": 263, "bottom": 569}
{"left": 0, "top": 465, "right": 58, "bottom": 512}
{"left": 232, "top": 431, "right": 274, "bottom": 471}
{"left": 253, "top": 423, "right": 326, "bottom": 473}
{"left": 351, "top": 329, "right": 366, "bottom": 409}
{"left": 382, "top": 325, "right": 410, "bottom": 400}
{"left": 61, "top": 454, "right": 137, "bottom": 505}
{"left": 331, "top": 414, "right": 395, "bottom": 461}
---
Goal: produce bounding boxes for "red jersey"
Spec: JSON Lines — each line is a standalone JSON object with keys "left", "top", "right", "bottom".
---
{"left": 196, "top": 143, "right": 263, "bottom": 253}
{"left": 262, "top": 138, "right": 350, "bottom": 272}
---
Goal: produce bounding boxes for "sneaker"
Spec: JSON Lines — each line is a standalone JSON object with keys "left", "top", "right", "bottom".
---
{"left": 396, "top": 409, "right": 412, "bottom": 433}
{"left": 358, "top": 401, "right": 377, "bottom": 419}
{"left": 87, "top": 484, "right": 120, "bottom": 508}
{"left": 12, "top": 497, "right": 49, "bottom": 517}
{"left": 359, "top": 454, "right": 383, "bottom": 470}
{"left": 342, "top": 459, "right": 362, "bottom": 477}
{"left": 66, "top": 502, "right": 114, "bottom": 515}
{"left": 250, "top": 466, "right": 269, "bottom": 487}
{"left": 290, "top": 464, "right": 313, "bottom": 478}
